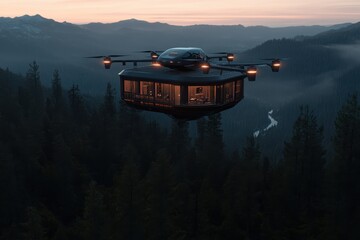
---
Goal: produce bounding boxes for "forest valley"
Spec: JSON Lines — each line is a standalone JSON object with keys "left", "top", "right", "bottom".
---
{"left": 0, "top": 62, "right": 359, "bottom": 240}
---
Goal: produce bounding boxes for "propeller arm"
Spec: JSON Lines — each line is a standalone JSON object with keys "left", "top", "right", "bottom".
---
{"left": 208, "top": 63, "right": 247, "bottom": 73}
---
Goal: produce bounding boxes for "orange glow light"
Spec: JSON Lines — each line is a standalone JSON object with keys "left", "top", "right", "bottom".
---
{"left": 273, "top": 63, "right": 281, "bottom": 67}
{"left": 201, "top": 64, "right": 210, "bottom": 69}
{"left": 103, "top": 60, "right": 111, "bottom": 64}
{"left": 247, "top": 70, "right": 257, "bottom": 74}
{"left": 152, "top": 62, "right": 161, "bottom": 67}
{"left": 227, "top": 56, "right": 235, "bottom": 59}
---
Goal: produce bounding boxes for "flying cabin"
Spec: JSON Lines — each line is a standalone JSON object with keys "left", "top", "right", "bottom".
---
{"left": 119, "top": 66, "right": 245, "bottom": 119}
{"left": 87, "top": 47, "right": 281, "bottom": 119}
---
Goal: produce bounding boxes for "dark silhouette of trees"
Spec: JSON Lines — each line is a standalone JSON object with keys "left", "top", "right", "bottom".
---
{"left": 0, "top": 64, "right": 359, "bottom": 240}
{"left": 330, "top": 94, "right": 360, "bottom": 239}
{"left": 281, "top": 106, "right": 326, "bottom": 238}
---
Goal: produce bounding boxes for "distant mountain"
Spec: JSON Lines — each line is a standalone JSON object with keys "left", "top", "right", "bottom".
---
{"left": 305, "top": 22, "right": 360, "bottom": 45}
{"left": 80, "top": 18, "right": 353, "bottom": 51}
{"left": 81, "top": 18, "right": 175, "bottom": 33}
{"left": 0, "top": 15, "right": 353, "bottom": 92}
{"left": 0, "top": 14, "right": 84, "bottom": 39}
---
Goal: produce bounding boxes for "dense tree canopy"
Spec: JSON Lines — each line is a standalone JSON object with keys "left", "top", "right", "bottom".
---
{"left": 0, "top": 65, "right": 359, "bottom": 240}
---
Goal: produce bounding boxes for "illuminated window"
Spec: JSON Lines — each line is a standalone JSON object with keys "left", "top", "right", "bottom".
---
{"left": 188, "top": 86, "right": 215, "bottom": 105}
{"left": 235, "top": 80, "right": 243, "bottom": 100}
{"left": 224, "top": 82, "right": 234, "bottom": 103}
{"left": 155, "top": 83, "right": 172, "bottom": 105}
{"left": 124, "top": 80, "right": 135, "bottom": 93}
{"left": 140, "top": 81, "right": 154, "bottom": 96}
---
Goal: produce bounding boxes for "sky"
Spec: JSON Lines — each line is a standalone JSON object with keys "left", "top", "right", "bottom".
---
{"left": 0, "top": 0, "right": 359, "bottom": 26}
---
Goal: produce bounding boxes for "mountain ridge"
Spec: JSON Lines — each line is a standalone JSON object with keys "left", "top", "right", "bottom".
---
{"left": 1, "top": 14, "right": 353, "bottom": 31}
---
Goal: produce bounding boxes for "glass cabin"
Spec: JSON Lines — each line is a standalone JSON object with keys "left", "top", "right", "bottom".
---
{"left": 119, "top": 66, "right": 245, "bottom": 119}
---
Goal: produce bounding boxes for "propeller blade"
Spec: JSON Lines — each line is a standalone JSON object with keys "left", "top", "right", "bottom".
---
{"left": 138, "top": 50, "right": 163, "bottom": 53}
{"left": 108, "top": 54, "right": 127, "bottom": 57}
{"left": 85, "top": 56, "right": 105, "bottom": 59}
{"left": 212, "top": 52, "right": 229, "bottom": 54}
{"left": 261, "top": 58, "right": 289, "bottom": 61}
{"left": 85, "top": 54, "right": 127, "bottom": 58}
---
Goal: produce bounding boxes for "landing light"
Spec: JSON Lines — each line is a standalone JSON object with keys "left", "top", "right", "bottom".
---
{"left": 272, "top": 63, "right": 281, "bottom": 67}
{"left": 201, "top": 63, "right": 210, "bottom": 74}
{"left": 227, "top": 54, "right": 235, "bottom": 62}
{"left": 152, "top": 62, "right": 161, "bottom": 67}
{"left": 201, "top": 64, "right": 210, "bottom": 69}
{"left": 247, "top": 69, "right": 257, "bottom": 74}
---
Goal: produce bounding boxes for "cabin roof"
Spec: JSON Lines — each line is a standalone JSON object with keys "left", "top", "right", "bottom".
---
{"left": 118, "top": 66, "right": 245, "bottom": 85}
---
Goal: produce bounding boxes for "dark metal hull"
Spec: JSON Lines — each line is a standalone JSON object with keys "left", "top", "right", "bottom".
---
{"left": 123, "top": 98, "right": 242, "bottom": 120}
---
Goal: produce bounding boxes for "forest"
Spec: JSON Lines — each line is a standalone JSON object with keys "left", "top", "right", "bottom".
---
{"left": 0, "top": 62, "right": 359, "bottom": 240}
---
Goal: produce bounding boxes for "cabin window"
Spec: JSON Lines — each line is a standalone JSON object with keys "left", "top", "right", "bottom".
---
{"left": 235, "top": 80, "right": 243, "bottom": 100}
{"left": 174, "top": 85, "right": 181, "bottom": 105}
{"left": 140, "top": 81, "right": 154, "bottom": 96}
{"left": 188, "top": 86, "right": 215, "bottom": 105}
{"left": 224, "top": 82, "right": 234, "bottom": 103}
{"left": 196, "top": 87, "right": 203, "bottom": 94}
{"left": 124, "top": 80, "right": 135, "bottom": 93}
{"left": 155, "top": 83, "right": 172, "bottom": 105}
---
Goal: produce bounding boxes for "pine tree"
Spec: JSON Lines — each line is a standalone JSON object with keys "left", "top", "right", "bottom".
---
{"left": 331, "top": 94, "right": 360, "bottom": 239}
{"left": 222, "top": 137, "right": 262, "bottom": 239}
{"left": 51, "top": 134, "right": 78, "bottom": 221}
{"left": 51, "top": 69, "right": 64, "bottom": 114}
{"left": 144, "top": 149, "right": 175, "bottom": 240}
{"left": 112, "top": 156, "right": 141, "bottom": 240}
{"left": 197, "top": 177, "right": 221, "bottom": 240}
{"left": 0, "top": 142, "right": 25, "bottom": 236}
{"left": 102, "top": 82, "right": 116, "bottom": 120}
{"left": 68, "top": 84, "right": 87, "bottom": 124}
{"left": 168, "top": 120, "right": 190, "bottom": 180}
{"left": 203, "top": 113, "right": 225, "bottom": 190}
{"left": 81, "top": 182, "right": 108, "bottom": 240}
{"left": 282, "top": 106, "right": 325, "bottom": 238}
{"left": 25, "top": 61, "right": 44, "bottom": 115}
{"left": 23, "top": 207, "right": 47, "bottom": 240}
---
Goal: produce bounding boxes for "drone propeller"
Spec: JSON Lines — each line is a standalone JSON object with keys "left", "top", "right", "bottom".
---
{"left": 136, "top": 50, "right": 163, "bottom": 60}
{"left": 85, "top": 55, "right": 127, "bottom": 59}
{"left": 260, "top": 58, "right": 287, "bottom": 72}
{"left": 209, "top": 52, "right": 235, "bottom": 62}
{"left": 261, "top": 57, "right": 289, "bottom": 61}
{"left": 137, "top": 50, "right": 163, "bottom": 53}
{"left": 211, "top": 52, "right": 229, "bottom": 55}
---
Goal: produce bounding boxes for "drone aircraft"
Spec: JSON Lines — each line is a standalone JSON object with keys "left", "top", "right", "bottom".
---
{"left": 87, "top": 47, "right": 282, "bottom": 119}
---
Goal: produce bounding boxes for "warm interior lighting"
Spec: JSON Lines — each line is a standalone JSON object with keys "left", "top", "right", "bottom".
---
{"left": 103, "top": 60, "right": 111, "bottom": 64}
{"left": 273, "top": 63, "right": 281, "bottom": 67}
{"left": 151, "top": 54, "right": 158, "bottom": 59}
{"left": 227, "top": 56, "right": 234, "bottom": 60}
{"left": 201, "top": 64, "right": 210, "bottom": 69}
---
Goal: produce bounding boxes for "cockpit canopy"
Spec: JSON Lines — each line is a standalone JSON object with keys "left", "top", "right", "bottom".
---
{"left": 159, "top": 48, "right": 206, "bottom": 60}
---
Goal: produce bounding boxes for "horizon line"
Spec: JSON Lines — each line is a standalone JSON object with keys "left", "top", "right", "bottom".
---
{"left": 1, "top": 14, "right": 357, "bottom": 28}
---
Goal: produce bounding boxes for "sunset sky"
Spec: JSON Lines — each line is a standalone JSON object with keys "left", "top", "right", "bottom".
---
{"left": 1, "top": 0, "right": 359, "bottom": 26}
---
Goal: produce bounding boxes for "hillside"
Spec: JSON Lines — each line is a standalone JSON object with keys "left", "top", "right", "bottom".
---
{"left": 231, "top": 22, "right": 360, "bottom": 155}
{"left": 0, "top": 15, "right": 352, "bottom": 93}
